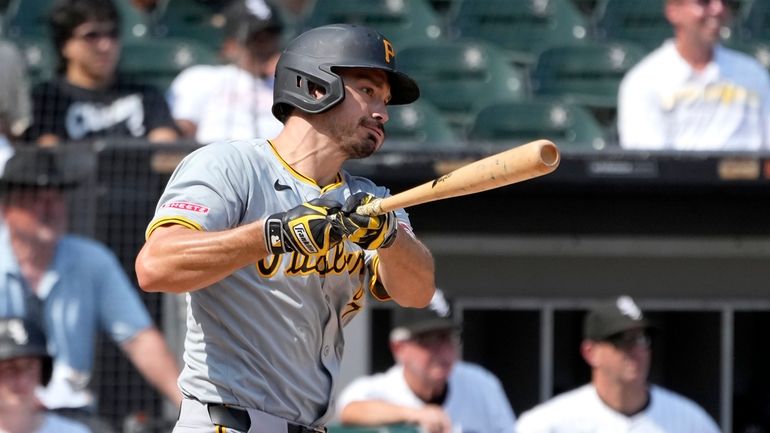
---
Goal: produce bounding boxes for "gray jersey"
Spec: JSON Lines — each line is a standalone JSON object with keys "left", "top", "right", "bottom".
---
{"left": 147, "top": 139, "right": 409, "bottom": 426}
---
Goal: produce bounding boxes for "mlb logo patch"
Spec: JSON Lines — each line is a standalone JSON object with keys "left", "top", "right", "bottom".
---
{"left": 161, "top": 201, "right": 210, "bottom": 214}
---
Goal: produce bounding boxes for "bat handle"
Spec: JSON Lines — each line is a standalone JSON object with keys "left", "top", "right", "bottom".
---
{"left": 356, "top": 198, "right": 383, "bottom": 216}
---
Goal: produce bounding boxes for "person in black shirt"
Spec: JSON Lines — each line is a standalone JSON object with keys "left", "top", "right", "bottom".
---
{"left": 26, "top": 0, "right": 179, "bottom": 145}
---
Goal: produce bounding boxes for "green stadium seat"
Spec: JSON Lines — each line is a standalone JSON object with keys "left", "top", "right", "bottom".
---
{"left": 384, "top": 100, "right": 463, "bottom": 152}
{"left": 593, "top": 0, "right": 670, "bottom": 50}
{"left": 3, "top": 0, "right": 154, "bottom": 40}
{"left": 737, "top": 0, "right": 770, "bottom": 42}
{"left": 468, "top": 99, "right": 607, "bottom": 150}
{"left": 397, "top": 40, "right": 530, "bottom": 135}
{"left": 117, "top": 37, "right": 218, "bottom": 92}
{"left": 3, "top": 0, "right": 53, "bottom": 38}
{"left": 153, "top": 0, "right": 225, "bottom": 51}
{"left": 449, "top": 0, "right": 590, "bottom": 63}
{"left": 302, "top": 0, "right": 444, "bottom": 49}
{"left": 10, "top": 35, "right": 56, "bottom": 85}
{"left": 532, "top": 41, "right": 646, "bottom": 109}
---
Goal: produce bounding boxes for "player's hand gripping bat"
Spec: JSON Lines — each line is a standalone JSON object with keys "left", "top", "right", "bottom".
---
{"left": 355, "top": 139, "right": 560, "bottom": 216}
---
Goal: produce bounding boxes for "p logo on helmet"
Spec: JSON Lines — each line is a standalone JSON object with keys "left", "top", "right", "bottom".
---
{"left": 383, "top": 39, "right": 395, "bottom": 63}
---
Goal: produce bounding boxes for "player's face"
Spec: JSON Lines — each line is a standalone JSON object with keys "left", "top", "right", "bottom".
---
{"left": 399, "top": 330, "right": 459, "bottom": 386}
{"left": 591, "top": 329, "right": 651, "bottom": 386}
{"left": 0, "top": 357, "right": 42, "bottom": 410}
{"left": 666, "top": 0, "right": 729, "bottom": 46}
{"left": 63, "top": 20, "right": 121, "bottom": 84}
{"left": 1, "top": 188, "right": 68, "bottom": 245}
{"left": 323, "top": 68, "right": 391, "bottom": 159}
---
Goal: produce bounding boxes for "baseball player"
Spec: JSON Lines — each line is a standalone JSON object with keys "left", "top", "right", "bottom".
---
{"left": 0, "top": 317, "right": 91, "bottom": 433}
{"left": 336, "top": 290, "right": 516, "bottom": 433}
{"left": 516, "top": 296, "right": 721, "bottom": 433}
{"left": 135, "top": 24, "right": 436, "bottom": 433}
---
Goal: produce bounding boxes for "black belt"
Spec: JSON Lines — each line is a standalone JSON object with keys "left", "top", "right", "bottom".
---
{"left": 207, "top": 403, "right": 326, "bottom": 433}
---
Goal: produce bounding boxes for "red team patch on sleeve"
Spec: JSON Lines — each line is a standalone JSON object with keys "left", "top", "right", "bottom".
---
{"left": 161, "top": 201, "right": 210, "bottom": 214}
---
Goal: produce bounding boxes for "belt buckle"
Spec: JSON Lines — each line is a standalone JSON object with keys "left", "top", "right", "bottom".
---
{"left": 207, "top": 403, "right": 251, "bottom": 432}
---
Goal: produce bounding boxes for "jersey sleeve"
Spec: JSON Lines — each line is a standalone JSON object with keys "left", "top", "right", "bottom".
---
{"left": 146, "top": 141, "right": 255, "bottom": 237}
{"left": 26, "top": 81, "right": 66, "bottom": 141}
{"left": 335, "top": 375, "right": 382, "bottom": 416}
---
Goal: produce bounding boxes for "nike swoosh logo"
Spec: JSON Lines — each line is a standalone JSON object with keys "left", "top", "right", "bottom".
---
{"left": 274, "top": 179, "right": 292, "bottom": 191}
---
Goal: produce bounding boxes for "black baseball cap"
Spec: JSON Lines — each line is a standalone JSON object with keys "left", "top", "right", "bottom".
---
{"left": 223, "top": 0, "right": 283, "bottom": 40}
{"left": 583, "top": 295, "right": 652, "bottom": 341}
{"left": 0, "top": 317, "right": 53, "bottom": 386}
{"left": 390, "top": 289, "right": 459, "bottom": 342}
{"left": 0, "top": 147, "right": 93, "bottom": 192}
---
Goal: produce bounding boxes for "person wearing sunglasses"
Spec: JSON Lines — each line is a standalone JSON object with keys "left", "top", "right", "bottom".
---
{"left": 618, "top": 0, "right": 770, "bottom": 150}
{"left": 336, "top": 290, "right": 516, "bottom": 433}
{"left": 517, "top": 296, "right": 720, "bottom": 433}
{"left": 25, "top": 0, "right": 179, "bottom": 146}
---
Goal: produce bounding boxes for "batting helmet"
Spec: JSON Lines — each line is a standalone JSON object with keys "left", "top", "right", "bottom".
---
{"left": 0, "top": 317, "right": 53, "bottom": 386}
{"left": 272, "top": 23, "right": 420, "bottom": 122}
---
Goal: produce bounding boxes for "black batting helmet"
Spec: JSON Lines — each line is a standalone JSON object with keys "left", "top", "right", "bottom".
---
{"left": 0, "top": 317, "right": 53, "bottom": 386}
{"left": 272, "top": 23, "right": 420, "bottom": 122}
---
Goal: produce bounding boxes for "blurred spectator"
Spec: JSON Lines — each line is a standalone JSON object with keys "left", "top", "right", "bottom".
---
{"left": 0, "top": 316, "right": 92, "bottom": 433}
{"left": 168, "top": 0, "right": 284, "bottom": 143}
{"left": 516, "top": 295, "right": 721, "bottom": 433}
{"left": 618, "top": 0, "right": 770, "bottom": 151}
{"left": 25, "top": 0, "right": 179, "bottom": 146}
{"left": 336, "top": 290, "right": 516, "bottom": 433}
{"left": 0, "top": 148, "right": 182, "bottom": 431}
{"left": 0, "top": 41, "right": 32, "bottom": 147}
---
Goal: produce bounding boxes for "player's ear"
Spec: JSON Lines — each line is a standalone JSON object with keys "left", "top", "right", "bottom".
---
{"left": 390, "top": 340, "right": 407, "bottom": 363}
{"left": 581, "top": 340, "right": 599, "bottom": 367}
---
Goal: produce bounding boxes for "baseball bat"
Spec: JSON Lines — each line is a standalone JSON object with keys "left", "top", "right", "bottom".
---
{"left": 356, "top": 139, "right": 560, "bottom": 216}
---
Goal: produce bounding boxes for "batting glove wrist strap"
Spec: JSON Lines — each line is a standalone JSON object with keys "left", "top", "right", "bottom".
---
{"left": 264, "top": 199, "right": 344, "bottom": 256}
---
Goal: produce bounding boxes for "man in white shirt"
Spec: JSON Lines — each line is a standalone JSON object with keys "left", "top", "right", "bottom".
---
{"left": 516, "top": 296, "right": 721, "bottom": 433}
{"left": 168, "top": 0, "right": 285, "bottom": 144}
{"left": 336, "top": 290, "right": 516, "bottom": 433}
{"left": 618, "top": 0, "right": 770, "bottom": 150}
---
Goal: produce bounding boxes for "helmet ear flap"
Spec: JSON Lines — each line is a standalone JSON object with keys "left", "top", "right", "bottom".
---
{"left": 272, "top": 61, "right": 345, "bottom": 122}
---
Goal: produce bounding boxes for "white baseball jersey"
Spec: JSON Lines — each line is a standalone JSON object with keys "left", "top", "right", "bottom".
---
{"left": 618, "top": 40, "right": 770, "bottom": 151}
{"left": 146, "top": 139, "right": 409, "bottom": 427}
{"left": 515, "top": 384, "right": 721, "bottom": 433}
{"left": 336, "top": 361, "right": 517, "bottom": 433}
{"left": 168, "top": 64, "right": 284, "bottom": 144}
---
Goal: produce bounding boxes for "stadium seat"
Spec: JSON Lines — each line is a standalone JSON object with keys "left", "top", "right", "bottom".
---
{"left": 2, "top": 0, "right": 53, "bottom": 38}
{"left": 737, "top": 0, "right": 770, "bottom": 42}
{"left": 532, "top": 41, "right": 646, "bottom": 109}
{"left": 9, "top": 35, "right": 56, "bottom": 85}
{"left": 467, "top": 100, "right": 607, "bottom": 151}
{"left": 153, "top": 0, "right": 225, "bottom": 51}
{"left": 397, "top": 40, "right": 530, "bottom": 135}
{"left": 3, "top": 0, "right": 154, "bottom": 40}
{"left": 449, "top": 0, "right": 590, "bottom": 62}
{"left": 384, "top": 100, "right": 464, "bottom": 152}
{"left": 302, "top": 0, "right": 444, "bottom": 49}
{"left": 117, "top": 38, "right": 218, "bottom": 92}
{"left": 595, "top": 0, "right": 739, "bottom": 49}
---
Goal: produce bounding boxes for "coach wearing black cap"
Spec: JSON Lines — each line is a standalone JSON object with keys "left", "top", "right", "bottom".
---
{"left": 168, "top": 0, "right": 285, "bottom": 143}
{"left": 336, "top": 290, "right": 516, "bottom": 433}
{"left": 517, "top": 295, "right": 720, "bottom": 433}
{"left": 0, "top": 316, "right": 92, "bottom": 432}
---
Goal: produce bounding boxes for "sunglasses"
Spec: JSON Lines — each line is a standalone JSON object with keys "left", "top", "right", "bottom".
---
{"left": 73, "top": 28, "right": 120, "bottom": 43}
{"left": 604, "top": 330, "right": 651, "bottom": 351}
